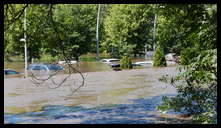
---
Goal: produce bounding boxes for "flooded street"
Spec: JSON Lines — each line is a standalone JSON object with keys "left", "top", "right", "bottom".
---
{"left": 4, "top": 66, "right": 192, "bottom": 124}
{"left": 4, "top": 61, "right": 113, "bottom": 74}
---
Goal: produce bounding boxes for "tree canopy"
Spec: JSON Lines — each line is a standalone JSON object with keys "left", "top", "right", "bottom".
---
{"left": 102, "top": 4, "right": 155, "bottom": 57}
{"left": 4, "top": 4, "right": 216, "bottom": 61}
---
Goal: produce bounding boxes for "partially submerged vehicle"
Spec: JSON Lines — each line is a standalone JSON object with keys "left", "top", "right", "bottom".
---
{"left": 27, "top": 63, "right": 64, "bottom": 72}
{"left": 58, "top": 60, "right": 77, "bottom": 65}
{"left": 4, "top": 69, "right": 20, "bottom": 75}
{"left": 100, "top": 58, "right": 120, "bottom": 64}
{"left": 134, "top": 61, "right": 153, "bottom": 67}
{"left": 165, "top": 53, "right": 178, "bottom": 61}
{"left": 4, "top": 69, "right": 23, "bottom": 78}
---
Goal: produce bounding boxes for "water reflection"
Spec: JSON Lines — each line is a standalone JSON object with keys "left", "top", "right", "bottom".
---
{"left": 5, "top": 95, "right": 191, "bottom": 124}
{"left": 72, "top": 61, "right": 112, "bottom": 73}
{"left": 4, "top": 59, "right": 147, "bottom": 75}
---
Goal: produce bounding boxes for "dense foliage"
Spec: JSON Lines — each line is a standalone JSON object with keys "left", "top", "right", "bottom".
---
{"left": 4, "top": 4, "right": 51, "bottom": 62}
{"left": 157, "top": 4, "right": 217, "bottom": 124}
{"left": 158, "top": 49, "right": 217, "bottom": 123}
{"left": 158, "top": 5, "right": 211, "bottom": 54}
{"left": 4, "top": 4, "right": 97, "bottom": 62}
{"left": 180, "top": 48, "right": 199, "bottom": 65}
{"left": 102, "top": 4, "right": 155, "bottom": 57}
{"left": 153, "top": 46, "right": 166, "bottom": 67}
{"left": 120, "top": 56, "right": 133, "bottom": 69}
{"left": 48, "top": 4, "right": 97, "bottom": 61}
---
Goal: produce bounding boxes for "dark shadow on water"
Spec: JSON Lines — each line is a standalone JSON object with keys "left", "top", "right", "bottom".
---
{"left": 4, "top": 94, "right": 193, "bottom": 124}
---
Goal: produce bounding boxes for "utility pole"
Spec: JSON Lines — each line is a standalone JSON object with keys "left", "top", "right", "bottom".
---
{"left": 96, "top": 4, "right": 101, "bottom": 60}
{"left": 153, "top": 5, "right": 157, "bottom": 51}
{"left": 24, "top": 8, "right": 28, "bottom": 78}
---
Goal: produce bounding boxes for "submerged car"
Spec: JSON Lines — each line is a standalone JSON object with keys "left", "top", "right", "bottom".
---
{"left": 27, "top": 63, "right": 64, "bottom": 72}
{"left": 100, "top": 58, "right": 120, "bottom": 64}
{"left": 58, "top": 60, "right": 77, "bottom": 65}
{"left": 134, "top": 61, "right": 153, "bottom": 66}
{"left": 4, "top": 69, "right": 20, "bottom": 75}
{"left": 165, "top": 53, "right": 178, "bottom": 61}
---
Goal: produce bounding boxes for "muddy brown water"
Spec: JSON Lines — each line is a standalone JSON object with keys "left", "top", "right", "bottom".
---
{"left": 4, "top": 61, "right": 112, "bottom": 74}
{"left": 4, "top": 65, "right": 193, "bottom": 124}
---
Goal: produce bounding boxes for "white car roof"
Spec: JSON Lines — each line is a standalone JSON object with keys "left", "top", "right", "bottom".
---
{"left": 4, "top": 68, "right": 19, "bottom": 70}
{"left": 102, "top": 58, "right": 119, "bottom": 61}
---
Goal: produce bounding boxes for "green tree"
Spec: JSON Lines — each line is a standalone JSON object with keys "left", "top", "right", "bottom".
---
{"left": 153, "top": 46, "right": 166, "bottom": 67}
{"left": 158, "top": 49, "right": 217, "bottom": 123}
{"left": 102, "top": 4, "right": 155, "bottom": 57}
{"left": 4, "top": 4, "right": 53, "bottom": 62}
{"left": 180, "top": 47, "right": 199, "bottom": 65}
{"left": 4, "top": 4, "right": 28, "bottom": 31}
{"left": 157, "top": 4, "right": 212, "bottom": 55}
{"left": 4, "top": 4, "right": 27, "bottom": 59}
{"left": 47, "top": 4, "right": 97, "bottom": 61}
{"left": 4, "top": 4, "right": 98, "bottom": 62}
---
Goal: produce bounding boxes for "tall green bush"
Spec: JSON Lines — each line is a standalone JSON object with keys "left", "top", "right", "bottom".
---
{"left": 153, "top": 46, "right": 166, "bottom": 67}
{"left": 120, "top": 56, "right": 132, "bottom": 69}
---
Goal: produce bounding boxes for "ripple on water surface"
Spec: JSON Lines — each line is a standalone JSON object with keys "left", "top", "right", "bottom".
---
{"left": 5, "top": 95, "right": 182, "bottom": 124}
{"left": 5, "top": 67, "right": 188, "bottom": 124}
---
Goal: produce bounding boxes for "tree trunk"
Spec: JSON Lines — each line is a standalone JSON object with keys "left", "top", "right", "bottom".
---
{"left": 75, "top": 56, "right": 79, "bottom": 62}
{"left": 28, "top": 56, "right": 32, "bottom": 63}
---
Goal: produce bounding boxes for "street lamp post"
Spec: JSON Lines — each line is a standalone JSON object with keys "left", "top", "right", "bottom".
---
{"left": 153, "top": 13, "right": 157, "bottom": 51}
{"left": 153, "top": 5, "right": 158, "bottom": 51}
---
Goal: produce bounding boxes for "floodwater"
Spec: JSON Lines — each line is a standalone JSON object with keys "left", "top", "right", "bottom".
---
{"left": 4, "top": 58, "right": 174, "bottom": 75}
{"left": 4, "top": 61, "right": 113, "bottom": 74}
{"left": 4, "top": 62, "right": 191, "bottom": 124}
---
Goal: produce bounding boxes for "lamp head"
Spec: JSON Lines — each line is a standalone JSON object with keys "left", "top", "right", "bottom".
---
{"left": 20, "top": 38, "right": 25, "bottom": 42}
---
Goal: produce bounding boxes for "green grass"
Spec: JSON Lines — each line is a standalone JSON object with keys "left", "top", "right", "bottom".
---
{"left": 39, "top": 54, "right": 59, "bottom": 63}
{"left": 4, "top": 55, "right": 24, "bottom": 62}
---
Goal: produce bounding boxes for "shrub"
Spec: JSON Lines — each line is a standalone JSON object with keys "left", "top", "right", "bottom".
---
{"left": 39, "top": 54, "right": 59, "bottom": 63}
{"left": 120, "top": 56, "right": 132, "bottom": 69}
{"left": 153, "top": 46, "right": 166, "bottom": 67}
